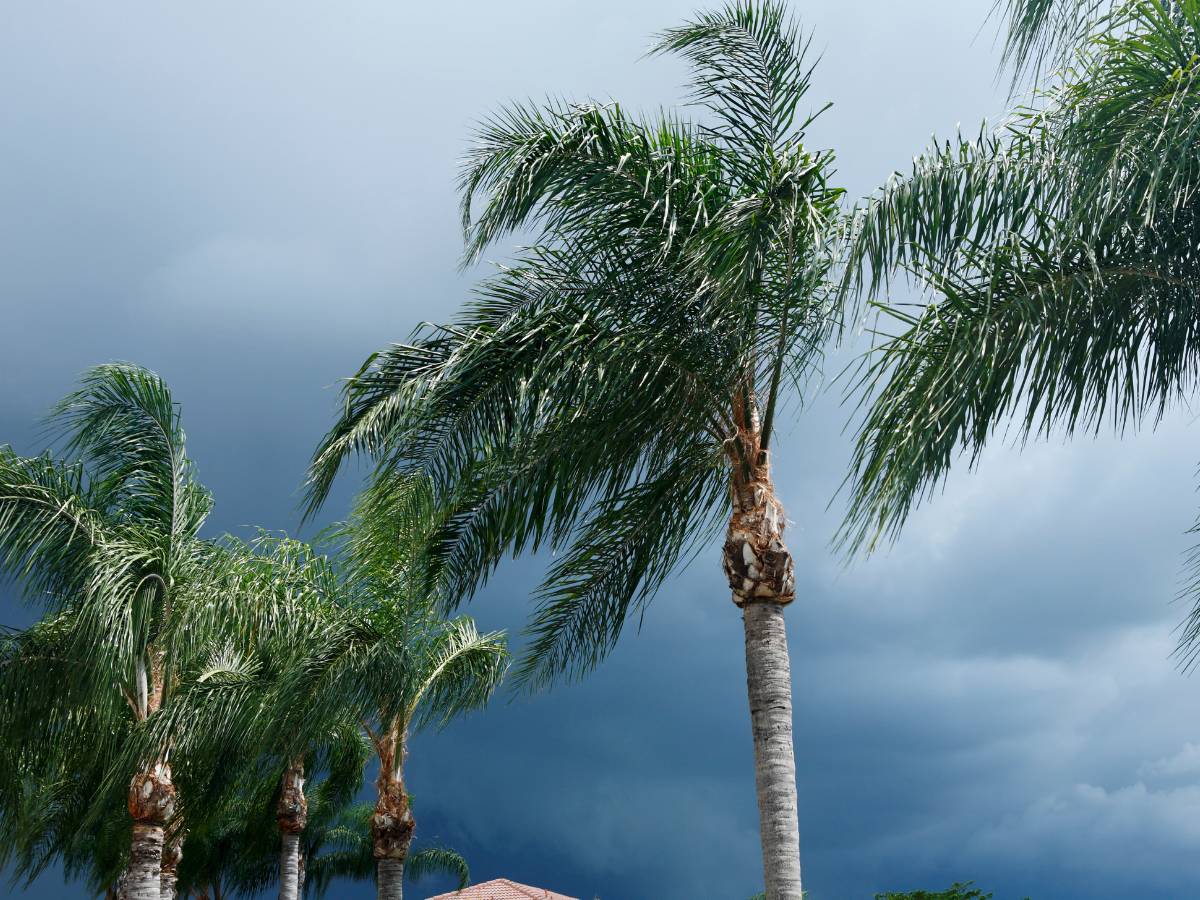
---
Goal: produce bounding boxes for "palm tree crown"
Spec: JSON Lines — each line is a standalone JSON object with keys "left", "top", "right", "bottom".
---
{"left": 306, "top": 0, "right": 845, "bottom": 687}
{"left": 841, "top": 0, "right": 1200, "bottom": 656}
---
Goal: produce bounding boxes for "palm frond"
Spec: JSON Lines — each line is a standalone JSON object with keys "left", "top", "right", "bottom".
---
{"left": 406, "top": 847, "right": 470, "bottom": 889}
{"left": 651, "top": 0, "right": 822, "bottom": 166}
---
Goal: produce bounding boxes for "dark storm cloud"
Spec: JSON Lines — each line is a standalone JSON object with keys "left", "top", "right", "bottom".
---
{"left": 5, "top": 2, "right": 1200, "bottom": 899}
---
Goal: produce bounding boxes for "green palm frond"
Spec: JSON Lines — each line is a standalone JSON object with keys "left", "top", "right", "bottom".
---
{"left": 844, "top": 1, "right": 1200, "bottom": 555}
{"left": 516, "top": 441, "right": 726, "bottom": 689}
{"left": 1000, "top": 0, "right": 1119, "bottom": 77}
{"left": 406, "top": 847, "right": 470, "bottom": 890}
{"left": 651, "top": 0, "right": 824, "bottom": 164}
{"left": 461, "top": 101, "right": 726, "bottom": 263}
{"left": 0, "top": 447, "right": 109, "bottom": 604}
{"left": 306, "top": 1, "right": 847, "bottom": 687}
{"left": 842, "top": 212, "right": 1200, "bottom": 552}
{"left": 50, "top": 363, "right": 212, "bottom": 540}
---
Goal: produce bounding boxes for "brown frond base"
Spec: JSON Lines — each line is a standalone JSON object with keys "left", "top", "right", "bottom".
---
{"left": 128, "top": 762, "right": 176, "bottom": 825}
{"left": 276, "top": 761, "right": 308, "bottom": 834}
{"left": 371, "top": 780, "right": 415, "bottom": 861}
{"left": 723, "top": 467, "right": 795, "bottom": 607}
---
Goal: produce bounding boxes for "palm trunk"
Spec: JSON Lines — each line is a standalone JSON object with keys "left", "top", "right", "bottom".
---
{"left": 160, "top": 830, "right": 183, "bottom": 900}
{"left": 371, "top": 738, "right": 414, "bottom": 900}
{"left": 279, "top": 834, "right": 302, "bottom": 900}
{"left": 277, "top": 759, "right": 308, "bottom": 900}
{"left": 376, "top": 859, "right": 405, "bottom": 900}
{"left": 743, "top": 601, "right": 801, "bottom": 899}
{"left": 723, "top": 443, "right": 801, "bottom": 900}
{"left": 127, "top": 824, "right": 164, "bottom": 900}
{"left": 125, "top": 762, "right": 176, "bottom": 900}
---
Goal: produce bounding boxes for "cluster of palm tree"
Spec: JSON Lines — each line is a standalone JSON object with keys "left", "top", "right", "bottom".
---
{"left": 0, "top": 365, "right": 505, "bottom": 899}
{"left": 4, "top": 0, "right": 1200, "bottom": 898}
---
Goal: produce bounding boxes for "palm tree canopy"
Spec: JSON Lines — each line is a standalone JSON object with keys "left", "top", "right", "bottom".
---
{"left": 305, "top": 0, "right": 847, "bottom": 688}
{"left": 260, "top": 497, "right": 509, "bottom": 754}
{"left": 0, "top": 364, "right": 216, "bottom": 720}
{"left": 841, "top": 0, "right": 1200, "bottom": 561}
{"left": 0, "top": 363, "right": 262, "bottom": 892}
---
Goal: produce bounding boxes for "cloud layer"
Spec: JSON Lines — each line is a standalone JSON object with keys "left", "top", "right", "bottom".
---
{"left": 4, "top": 2, "right": 1199, "bottom": 899}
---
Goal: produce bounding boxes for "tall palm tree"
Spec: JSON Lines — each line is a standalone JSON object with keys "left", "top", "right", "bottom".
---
{"left": 0, "top": 364, "right": 219, "bottom": 899}
{"left": 305, "top": 4, "right": 845, "bottom": 896}
{"left": 839, "top": 0, "right": 1200, "bottom": 659}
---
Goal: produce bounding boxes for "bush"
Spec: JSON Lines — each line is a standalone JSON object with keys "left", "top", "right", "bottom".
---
{"left": 875, "top": 884, "right": 993, "bottom": 900}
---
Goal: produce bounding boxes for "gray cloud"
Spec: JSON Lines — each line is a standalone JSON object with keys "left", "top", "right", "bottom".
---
{"left": 5, "top": 2, "right": 1200, "bottom": 898}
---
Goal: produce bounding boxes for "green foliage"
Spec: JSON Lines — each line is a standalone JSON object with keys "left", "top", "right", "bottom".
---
{"left": 0, "top": 364, "right": 494, "bottom": 898}
{"left": 875, "top": 884, "right": 993, "bottom": 900}
{"left": 0, "top": 364, "right": 224, "bottom": 890}
{"left": 306, "top": 0, "right": 849, "bottom": 689}
{"left": 840, "top": 0, "right": 1200, "bottom": 669}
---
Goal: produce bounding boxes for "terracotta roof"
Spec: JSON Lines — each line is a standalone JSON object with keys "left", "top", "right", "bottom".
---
{"left": 423, "top": 877, "right": 579, "bottom": 900}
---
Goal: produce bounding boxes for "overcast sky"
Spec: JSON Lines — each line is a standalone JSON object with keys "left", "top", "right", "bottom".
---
{"left": 4, "top": 2, "right": 1200, "bottom": 899}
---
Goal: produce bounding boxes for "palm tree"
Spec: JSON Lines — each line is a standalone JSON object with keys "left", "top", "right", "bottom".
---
{"left": 304, "top": 4, "right": 844, "bottom": 896}
{"left": 0, "top": 616, "right": 134, "bottom": 895}
{"left": 279, "top": 498, "right": 508, "bottom": 900}
{"left": 0, "top": 364, "right": 220, "bottom": 899}
{"left": 838, "top": 0, "right": 1200, "bottom": 658}
{"left": 301, "top": 802, "right": 471, "bottom": 899}
{"left": 152, "top": 533, "right": 371, "bottom": 900}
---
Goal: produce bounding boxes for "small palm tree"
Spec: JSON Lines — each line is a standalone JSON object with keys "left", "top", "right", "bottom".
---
{"left": 840, "top": 0, "right": 1200, "bottom": 661}
{"left": 302, "top": 802, "right": 470, "bottom": 898}
{"left": 305, "top": 4, "right": 844, "bottom": 896}
{"left": 279, "top": 497, "right": 508, "bottom": 900}
{"left": 0, "top": 364, "right": 222, "bottom": 899}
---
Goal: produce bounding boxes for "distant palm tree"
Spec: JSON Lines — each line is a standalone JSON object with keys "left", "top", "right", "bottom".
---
{"left": 0, "top": 364, "right": 221, "bottom": 899}
{"left": 840, "top": 0, "right": 1200, "bottom": 658}
{"left": 280, "top": 495, "right": 508, "bottom": 900}
{"left": 305, "top": 3, "right": 843, "bottom": 896}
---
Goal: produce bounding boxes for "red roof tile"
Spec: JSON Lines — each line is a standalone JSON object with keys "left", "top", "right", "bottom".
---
{"left": 423, "top": 877, "right": 579, "bottom": 900}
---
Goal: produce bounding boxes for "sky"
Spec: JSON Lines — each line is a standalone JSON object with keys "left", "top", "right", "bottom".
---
{"left": 2, "top": 2, "right": 1199, "bottom": 898}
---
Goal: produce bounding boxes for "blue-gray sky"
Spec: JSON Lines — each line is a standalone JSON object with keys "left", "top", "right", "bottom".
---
{"left": 3, "top": 2, "right": 1199, "bottom": 898}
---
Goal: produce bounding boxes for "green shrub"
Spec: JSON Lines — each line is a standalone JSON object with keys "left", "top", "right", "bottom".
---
{"left": 875, "top": 883, "right": 993, "bottom": 900}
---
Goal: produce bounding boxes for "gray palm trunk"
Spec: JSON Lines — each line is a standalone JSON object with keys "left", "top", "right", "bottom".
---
{"left": 376, "top": 859, "right": 404, "bottom": 900}
{"left": 743, "top": 602, "right": 801, "bottom": 899}
{"left": 279, "top": 833, "right": 302, "bottom": 900}
{"left": 724, "top": 448, "right": 802, "bottom": 899}
{"left": 125, "top": 824, "right": 164, "bottom": 900}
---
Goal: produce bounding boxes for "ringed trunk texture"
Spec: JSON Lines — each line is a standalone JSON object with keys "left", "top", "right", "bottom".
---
{"left": 376, "top": 859, "right": 405, "bottom": 900}
{"left": 125, "top": 762, "right": 176, "bottom": 900}
{"left": 723, "top": 446, "right": 801, "bottom": 900}
{"left": 277, "top": 760, "right": 308, "bottom": 900}
{"left": 743, "top": 601, "right": 801, "bottom": 900}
